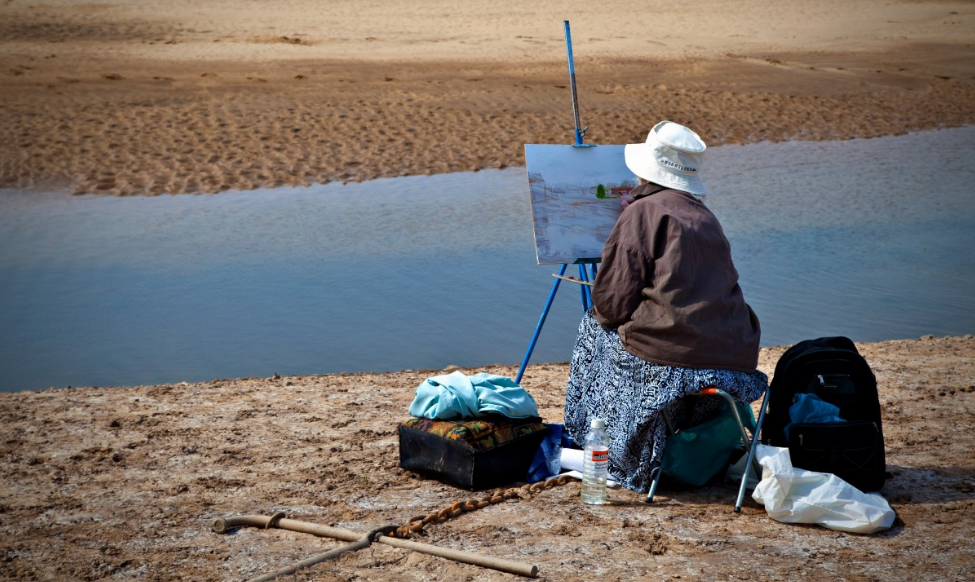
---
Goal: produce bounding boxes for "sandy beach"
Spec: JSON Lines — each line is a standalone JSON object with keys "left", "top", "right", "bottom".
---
{"left": 1, "top": 336, "right": 974, "bottom": 581}
{"left": 2, "top": 1, "right": 975, "bottom": 581}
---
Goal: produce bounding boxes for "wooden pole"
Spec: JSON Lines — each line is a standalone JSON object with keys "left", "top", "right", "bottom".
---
{"left": 213, "top": 514, "right": 539, "bottom": 578}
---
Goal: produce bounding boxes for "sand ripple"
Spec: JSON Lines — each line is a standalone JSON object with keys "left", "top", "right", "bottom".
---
{"left": 2, "top": 1, "right": 973, "bottom": 196}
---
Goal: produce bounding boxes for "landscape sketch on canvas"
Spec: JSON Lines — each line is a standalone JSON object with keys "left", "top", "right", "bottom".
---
{"left": 524, "top": 144, "right": 634, "bottom": 265}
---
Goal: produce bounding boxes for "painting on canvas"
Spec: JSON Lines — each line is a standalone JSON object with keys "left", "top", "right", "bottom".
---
{"left": 524, "top": 144, "right": 634, "bottom": 265}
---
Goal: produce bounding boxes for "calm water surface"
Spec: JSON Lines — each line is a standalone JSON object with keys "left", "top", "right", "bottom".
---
{"left": 1, "top": 128, "right": 974, "bottom": 392}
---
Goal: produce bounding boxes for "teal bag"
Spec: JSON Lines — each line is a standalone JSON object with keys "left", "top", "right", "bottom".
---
{"left": 659, "top": 400, "right": 757, "bottom": 487}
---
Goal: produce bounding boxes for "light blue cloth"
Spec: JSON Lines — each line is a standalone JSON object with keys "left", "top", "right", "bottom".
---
{"left": 784, "top": 393, "right": 846, "bottom": 440}
{"left": 408, "top": 372, "right": 540, "bottom": 420}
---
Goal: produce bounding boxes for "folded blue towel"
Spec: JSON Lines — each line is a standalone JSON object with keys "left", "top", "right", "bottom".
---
{"left": 408, "top": 371, "right": 540, "bottom": 420}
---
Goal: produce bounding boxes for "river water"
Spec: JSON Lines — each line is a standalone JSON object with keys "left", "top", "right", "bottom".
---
{"left": 1, "top": 127, "right": 973, "bottom": 392}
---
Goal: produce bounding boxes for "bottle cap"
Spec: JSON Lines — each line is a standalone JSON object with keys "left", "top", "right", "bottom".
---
{"left": 590, "top": 418, "right": 606, "bottom": 430}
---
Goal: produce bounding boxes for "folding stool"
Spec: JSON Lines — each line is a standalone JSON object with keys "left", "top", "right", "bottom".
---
{"left": 645, "top": 386, "right": 770, "bottom": 512}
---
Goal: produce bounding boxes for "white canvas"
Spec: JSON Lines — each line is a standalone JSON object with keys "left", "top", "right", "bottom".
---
{"left": 524, "top": 144, "right": 633, "bottom": 265}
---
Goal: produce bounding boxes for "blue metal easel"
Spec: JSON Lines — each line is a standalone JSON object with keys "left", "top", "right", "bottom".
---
{"left": 515, "top": 21, "right": 598, "bottom": 384}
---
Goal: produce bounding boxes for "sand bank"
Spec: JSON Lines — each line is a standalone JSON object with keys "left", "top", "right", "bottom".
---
{"left": 1, "top": 0, "right": 974, "bottom": 195}
{"left": 1, "top": 335, "right": 973, "bottom": 580}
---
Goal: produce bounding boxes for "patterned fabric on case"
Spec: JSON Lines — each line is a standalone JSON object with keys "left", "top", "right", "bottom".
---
{"left": 401, "top": 416, "right": 546, "bottom": 452}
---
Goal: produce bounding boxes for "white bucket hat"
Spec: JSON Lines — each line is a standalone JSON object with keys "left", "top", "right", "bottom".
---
{"left": 624, "top": 120, "right": 708, "bottom": 196}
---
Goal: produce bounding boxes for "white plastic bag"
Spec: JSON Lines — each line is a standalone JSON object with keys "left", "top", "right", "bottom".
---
{"left": 751, "top": 445, "right": 895, "bottom": 534}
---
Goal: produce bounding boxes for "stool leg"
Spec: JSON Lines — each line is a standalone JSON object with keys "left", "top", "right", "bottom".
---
{"left": 645, "top": 409, "right": 673, "bottom": 503}
{"left": 734, "top": 387, "right": 769, "bottom": 513}
{"left": 645, "top": 467, "right": 663, "bottom": 503}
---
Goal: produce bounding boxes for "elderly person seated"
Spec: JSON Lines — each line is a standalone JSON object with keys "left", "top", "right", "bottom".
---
{"left": 564, "top": 121, "right": 768, "bottom": 493}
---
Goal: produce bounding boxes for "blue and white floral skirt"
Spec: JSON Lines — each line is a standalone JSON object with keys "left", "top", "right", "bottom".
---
{"left": 564, "top": 309, "right": 768, "bottom": 493}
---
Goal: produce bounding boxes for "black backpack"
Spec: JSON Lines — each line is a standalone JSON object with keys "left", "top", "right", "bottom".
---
{"left": 763, "top": 336, "right": 886, "bottom": 491}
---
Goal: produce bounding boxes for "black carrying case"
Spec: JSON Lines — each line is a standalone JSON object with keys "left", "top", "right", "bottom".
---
{"left": 398, "top": 415, "right": 548, "bottom": 490}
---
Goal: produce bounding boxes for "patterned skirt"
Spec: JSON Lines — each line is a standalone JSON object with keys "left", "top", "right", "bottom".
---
{"left": 564, "top": 309, "right": 768, "bottom": 493}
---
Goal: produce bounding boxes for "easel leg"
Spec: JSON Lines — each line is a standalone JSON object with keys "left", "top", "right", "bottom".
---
{"left": 577, "top": 264, "right": 591, "bottom": 310}
{"left": 515, "top": 264, "right": 567, "bottom": 384}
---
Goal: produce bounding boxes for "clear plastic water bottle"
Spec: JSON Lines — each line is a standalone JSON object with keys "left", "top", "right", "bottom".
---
{"left": 581, "top": 418, "right": 610, "bottom": 504}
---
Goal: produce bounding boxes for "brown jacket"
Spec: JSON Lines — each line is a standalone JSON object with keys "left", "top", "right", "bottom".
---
{"left": 591, "top": 183, "right": 761, "bottom": 372}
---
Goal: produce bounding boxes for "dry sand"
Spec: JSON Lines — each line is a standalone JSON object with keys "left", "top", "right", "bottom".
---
{"left": 2, "top": 2, "right": 975, "bottom": 581}
{"left": 1, "top": 0, "right": 974, "bottom": 195}
{"left": 1, "top": 336, "right": 974, "bottom": 581}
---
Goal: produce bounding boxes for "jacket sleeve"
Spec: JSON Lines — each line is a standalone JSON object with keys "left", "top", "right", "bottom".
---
{"left": 591, "top": 233, "right": 654, "bottom": 330}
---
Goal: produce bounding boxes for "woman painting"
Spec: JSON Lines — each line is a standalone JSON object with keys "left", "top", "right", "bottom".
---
{"left": 564, "top": 120, "right": 768, "bottom": 493}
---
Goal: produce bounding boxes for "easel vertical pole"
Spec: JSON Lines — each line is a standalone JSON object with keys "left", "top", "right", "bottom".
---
{"left": 568, "top": 18, "right": 592, "bottom": 311}
{"left": 515, "top": 20, "right": 593, "bottom": 386}
{"left": 564, "top": 20, "right": 586, "bottom": 146}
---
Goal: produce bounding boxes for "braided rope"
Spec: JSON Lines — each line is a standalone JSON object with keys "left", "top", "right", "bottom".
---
{"left": 391, "top": 474, "right": 577, "bottom": 538}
